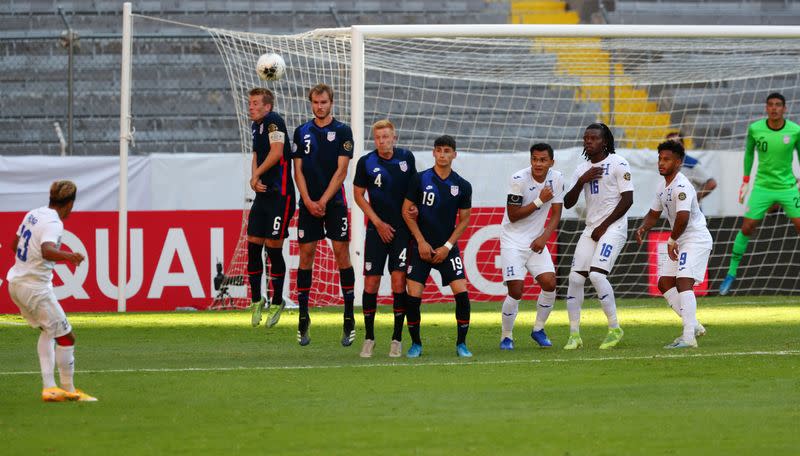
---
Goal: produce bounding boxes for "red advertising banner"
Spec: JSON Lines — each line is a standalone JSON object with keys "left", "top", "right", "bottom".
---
{"left": 0, "top": 209, "right": 554, "bottom": 312}
{"left": 646, "top": 230, "right": 709, "bottom": 297}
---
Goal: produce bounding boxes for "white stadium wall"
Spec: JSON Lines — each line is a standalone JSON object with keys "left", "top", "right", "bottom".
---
{"left": 0, "top": 148, "right": 794, "bottom": 312}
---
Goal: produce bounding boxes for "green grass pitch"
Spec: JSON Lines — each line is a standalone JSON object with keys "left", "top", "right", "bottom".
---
{"left": 1, "top": 296, "right": 798, "bottom": 455}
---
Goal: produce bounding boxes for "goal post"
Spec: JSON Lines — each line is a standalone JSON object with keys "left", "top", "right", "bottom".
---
{"left": 120, "top": 6, "right": 800, "bottom": 311}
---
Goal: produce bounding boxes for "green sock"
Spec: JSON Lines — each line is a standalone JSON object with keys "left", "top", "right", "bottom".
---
{"left": 727, "top": 232, "right": 751, "bottom": 277}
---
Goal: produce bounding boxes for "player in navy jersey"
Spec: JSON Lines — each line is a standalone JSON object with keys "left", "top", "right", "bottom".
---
{"left": 246, "top": 88, "right": 296, "bottom": 330}
{"left": 402, "top": 135, "right": 474, "bottom": 358}
{"left": 353, "top": 119, "right": 417, "bottom": 358}
{"left": 292, "top": 84, "right": 356, "bottom": 347}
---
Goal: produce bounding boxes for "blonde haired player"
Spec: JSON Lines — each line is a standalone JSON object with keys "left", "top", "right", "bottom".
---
{"left": 6, "top": 181, "right": 97, "bottom": 401}
{"left": 636, "top": 141, "right": 710, "bottom": 348}
{"left": 499, "top": 143, "right": 564, "bottom": 350}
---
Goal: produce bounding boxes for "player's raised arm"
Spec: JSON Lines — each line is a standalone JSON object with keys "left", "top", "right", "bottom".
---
{"left": 564, "top": 166, "right": 603, "bottom": 209}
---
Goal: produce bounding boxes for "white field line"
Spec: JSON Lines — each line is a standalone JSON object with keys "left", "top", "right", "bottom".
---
{"left": 1, "top": 349, "right": 798, "bottom": 377}
{"left": 0, "top": 321, "right": 27, "bottom": 326}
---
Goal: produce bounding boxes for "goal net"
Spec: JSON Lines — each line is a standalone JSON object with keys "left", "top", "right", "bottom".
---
{"left": 128, "top": 20, "right": 800, "bottom": 307}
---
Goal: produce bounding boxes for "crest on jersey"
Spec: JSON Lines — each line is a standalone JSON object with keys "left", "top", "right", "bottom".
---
{"left": 784, "top": 135, "right": 791, "bottom": 144}
{"left": 399, "top": 161, "right": 408, "bottom": 172}
{"left": 343, "top": 140, "right": 353, "bottom": 152}
{"left": 365, "top": 262, "right": 372, "bottom": 271}
{"left": 451, "top": 185, "right": 459, "bottom": 196}
{"left": 678, "top": 192, "right": 687, "bottom": 201}
{"left": 268, "top": 123, "right": 278, "bottom": 133}
{"left": 623, "top": 172, "right": 631, "bottom": 181}
{"left": 298, "top": 229, "right": 304, "bottom": 238}
{"left": 327, "top": 131, "right": 336, "bottom": 142}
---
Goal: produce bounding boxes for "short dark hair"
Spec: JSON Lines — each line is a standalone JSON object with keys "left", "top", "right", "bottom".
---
{"left": 248, "top": 87, "right": 275, "bottom": 107}
{"left": 530, "top": 143, "right": 554, "bottom": 160}
{"left": 767, "top": 92, "right": 785, "bottom": 105}
{"left": 308, "top": 83, "right": 334, "bottom": 102}
{"left": 434, "top": 135, "right": 456, "bottom": 150}
{"left": 583, "top": 122, "right": 615, "bottom": 159}
{"left": 657, "top": 140, "right": 685, "bottom": 160}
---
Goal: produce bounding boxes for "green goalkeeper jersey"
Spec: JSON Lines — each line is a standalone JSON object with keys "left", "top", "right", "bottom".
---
{"left": 744, "top": 118, "right": 800, "bottom": 190}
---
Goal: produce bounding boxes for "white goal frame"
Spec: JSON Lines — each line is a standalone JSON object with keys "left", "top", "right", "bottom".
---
{"left": 117, "top": 0, "right": 800, "bottom": 311}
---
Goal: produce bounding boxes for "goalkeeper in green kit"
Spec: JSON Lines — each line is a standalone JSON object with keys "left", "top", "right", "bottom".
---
{"left": 720, "top": 93, "right": 800, "bottom": 295}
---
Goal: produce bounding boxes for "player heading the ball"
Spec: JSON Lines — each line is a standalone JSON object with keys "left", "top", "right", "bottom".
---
{"left": 246, "top": 88, "right": 295, "bottom": 330}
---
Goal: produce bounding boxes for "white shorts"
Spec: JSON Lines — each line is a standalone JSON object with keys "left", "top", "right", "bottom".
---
{"left": 571, "top": 223, "right": 627, "bottom": 273}
{"left": 659, "top": 242, "right": 711, "bottom": 285}
{"left": 501, "top": 246, "right": 555, "bottom": 283}
{"left": 8, "top": 280, "right": 72, "bottom": 338}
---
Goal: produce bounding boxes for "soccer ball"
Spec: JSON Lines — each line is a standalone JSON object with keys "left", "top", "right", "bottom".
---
{"left": 256, "top": 53, "right": 286, "bottom": 81}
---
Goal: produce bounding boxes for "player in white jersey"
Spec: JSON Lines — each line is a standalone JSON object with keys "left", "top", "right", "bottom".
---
{"left": 6, "top": 181, "right": 97, "bottom": 402}
{"left": 636, "top": 141, "right": 712, "bottom": 349}
{"left": 562, "top": 123, "right": 633, "bottom": 350}
{"left": 499, "top": 143, "right": 564, "bottom": 350}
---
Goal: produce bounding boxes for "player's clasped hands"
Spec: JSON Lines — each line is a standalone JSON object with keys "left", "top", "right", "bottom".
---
{"left": 305, "top": 199, "right": 326, "bottom": 218}
{"left": 431, "top": 245, "right": 450, "bottom": 264}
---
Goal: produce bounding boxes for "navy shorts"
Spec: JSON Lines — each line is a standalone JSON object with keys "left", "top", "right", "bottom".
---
{"left": 406, "top": 243, "right": 465, "bottom": 285}
{"left": 247, "top": 192, "right": 296, "bottom": 240}
{"left": 363, "top": 226, "right": 410, "bottom": 276}
{"left": 297, "top": 200, "right": 349, "bottom": 244}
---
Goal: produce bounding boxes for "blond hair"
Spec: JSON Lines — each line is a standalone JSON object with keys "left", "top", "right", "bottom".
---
{"left": 371, "top": 119, "right": 396, "bottom": 135}
{"left": 49, "top": 180, "right": 77, "bottom": 206}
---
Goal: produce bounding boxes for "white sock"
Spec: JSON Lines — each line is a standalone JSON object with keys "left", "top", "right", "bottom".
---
{"left": 566, "top": 271, "right": 585, "bottom": 333}
{"left": 589, "top": 271, "right": 619, "bottom": 329}
{"left": 37, "top": 332, "right": 57, "bottom": 389}
{"left": 679, "top": 291, "right": 698, "bottom": 343}
{"left": 533, "top": 289, "right": 556, "bottom": 331}
{"left": 55, "top": 344, "right": 75, "bottom": 392}
{"left": 663, "top": 287, "right": 681, "bottom": 318}
{"left": 501, "top": 295, "right": 520, "bottom": 339}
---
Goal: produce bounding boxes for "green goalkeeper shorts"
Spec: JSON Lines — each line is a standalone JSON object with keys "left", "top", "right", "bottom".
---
{"left": 744, "top": 185, "right": 800, "bottom": 219}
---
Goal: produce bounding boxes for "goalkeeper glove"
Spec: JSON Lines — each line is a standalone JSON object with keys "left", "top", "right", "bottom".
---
{"left": 738, "top": 176, "right": 750, "bottom": 204}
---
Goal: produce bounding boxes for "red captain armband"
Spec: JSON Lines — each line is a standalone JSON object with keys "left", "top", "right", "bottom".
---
{"left": 742, "top": 175, "right": 750, "bottom": 183}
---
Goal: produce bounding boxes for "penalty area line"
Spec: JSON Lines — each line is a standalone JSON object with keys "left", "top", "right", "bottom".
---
{"left": 0, "top": 349, "right": 798, "bottom": 377}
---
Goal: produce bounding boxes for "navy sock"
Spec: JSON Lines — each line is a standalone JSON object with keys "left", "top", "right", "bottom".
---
{"left": 406, "top": 295, "right": 422, "bottom": 345}
{"left": 247, "top": 242, "right": 263, "bottom": 302}
{"left": 297, "top": 268, "right": 312, "bottom": 332}
{"left": 455, "top": 291, "right": 470, "bottom": 345}
{"left": 362, "top": 292, "right": 377, "bottom": 340}
{"left": 266, "top": 247, "right": 285, "bottom": 306}
{"left": 392, "top": 292, "right": 406, "bottom": 341}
